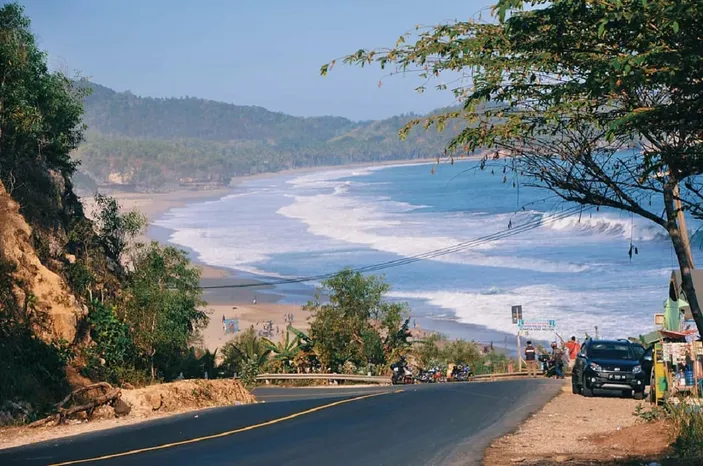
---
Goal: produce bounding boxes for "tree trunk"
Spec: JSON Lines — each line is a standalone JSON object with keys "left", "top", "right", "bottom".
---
{"left": 664, "top": 184, "right": 703, "bottom": 335}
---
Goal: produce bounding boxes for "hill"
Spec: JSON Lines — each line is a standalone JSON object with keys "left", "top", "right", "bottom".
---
{"left": 75, "top": 81, "right": 456, "bottom": 191}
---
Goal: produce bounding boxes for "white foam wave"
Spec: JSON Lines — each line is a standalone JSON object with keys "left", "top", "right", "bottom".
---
{"left": 388, "top": 284, "right": 657, "bottom": 340}
{"left": 278, "top": 190, "right": 588, "bottom": 273}
{"left": 544, "top": 213, "right": 666, "bottom": 241}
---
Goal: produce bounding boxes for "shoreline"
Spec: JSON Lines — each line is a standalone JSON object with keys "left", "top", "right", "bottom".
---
{"left": 81, "top": 154, "right": 524, "bottom": 351}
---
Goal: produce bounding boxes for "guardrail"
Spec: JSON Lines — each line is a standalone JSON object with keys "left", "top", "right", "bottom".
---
{"left": 256, "top": 373, "right": 391, "bottom": 384}
{"left": 256, "top": 371, "right": 533, "bottom": 384}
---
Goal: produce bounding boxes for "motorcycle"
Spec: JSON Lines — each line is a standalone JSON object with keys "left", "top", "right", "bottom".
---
{"left": 539, "top": 354, "right": 558, "bottom": 378}
{"left": 451, "top": 364, "right": 474, "bottom": 382}
{"left": 391, "top": 359, "right": 414, "bottom": 385}
{"left": 417, "top": 365, "right": 442, "bottom": 383}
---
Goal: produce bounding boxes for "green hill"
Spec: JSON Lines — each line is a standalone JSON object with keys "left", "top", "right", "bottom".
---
{"left": 76, "top": 81, "right": 456, "bottom": 191}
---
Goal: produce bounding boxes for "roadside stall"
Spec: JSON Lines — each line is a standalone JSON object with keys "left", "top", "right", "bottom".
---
{"left": 642, "top": 292, "right": 702, "bottom": 404}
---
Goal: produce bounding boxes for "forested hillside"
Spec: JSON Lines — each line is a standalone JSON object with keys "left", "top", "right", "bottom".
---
{"left": 76, "top": 82, "right": 455, "bottom": 191}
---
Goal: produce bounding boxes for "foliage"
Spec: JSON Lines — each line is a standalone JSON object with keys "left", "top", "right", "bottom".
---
{"left": 0, "top": 3, "right": 88, "bottom": 235}
{"left": 413, "top": 334, "right": 493, "bottom": 374}
{"left": 93, "top": 194, "right": 146, "bottom": 265}
{"left": 668, "top": 402, "right": 703, "bottom": 459}
{"left": 1, "top": 256, "right": 70, "bottom": 405}
{"left": 73, "top": 81, "right": 455, "bottom": 191}
{"left": 220, "top": 327, "right": 272, "bottom": 385}
{"left": 414, "top": 333, "right": 447, "bottom": 369}
{"left": 263, "top": 327, "right": 303, "bottom": 373}
{"left": 634, "top": 403, "right": 667, "bottom": 423}
{"left": 329, "top": 0, "right": 703, "bottom": 333}
{"left": 122, "top": 242, "right": 207, "bottom": 380}
{"left": 305, "top": 269, "right": 411, "bottom": 373}
{"left": 178, "top": 347, "right": 218, "bottom": 380}
{"left": 82, "top": 300, "right": 141, "bottom": 384}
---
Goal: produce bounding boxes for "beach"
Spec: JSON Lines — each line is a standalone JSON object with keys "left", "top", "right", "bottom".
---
{"left": 80, "top": 186, "right": 312, "bottom": 352}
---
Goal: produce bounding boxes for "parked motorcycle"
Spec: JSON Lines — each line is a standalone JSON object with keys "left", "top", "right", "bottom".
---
{"left": 451, "top": 364, "right": 474, "bottom": 381}
{"left": 417, "top": 365, "right": 442, "bottom": 383}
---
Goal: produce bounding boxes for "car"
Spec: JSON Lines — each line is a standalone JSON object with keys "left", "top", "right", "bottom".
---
{"left": 572, "top": 339, "right": 651, "bottom": 399}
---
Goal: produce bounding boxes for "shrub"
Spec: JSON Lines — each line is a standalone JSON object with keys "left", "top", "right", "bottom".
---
{"left": 670, "top": 402, "right": 703, "bottom": 459}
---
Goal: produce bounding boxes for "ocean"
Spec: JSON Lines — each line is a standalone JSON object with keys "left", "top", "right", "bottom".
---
{"left": 153, "top": 160, "right": 702, "bottom": 344}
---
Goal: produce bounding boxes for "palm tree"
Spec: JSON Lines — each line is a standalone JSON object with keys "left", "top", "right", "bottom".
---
{"left": 263, "top": 326, "right": 302, "bottom": 372}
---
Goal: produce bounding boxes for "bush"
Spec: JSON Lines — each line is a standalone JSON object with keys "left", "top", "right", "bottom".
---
{"left": 670, "top": 402, "right": 703, "bottom": 459}
{"left": 82, "top": 300, "right": 145, "bottom": 385}
{"left": 0, "top": 322, "right": 71, "bottom": 412}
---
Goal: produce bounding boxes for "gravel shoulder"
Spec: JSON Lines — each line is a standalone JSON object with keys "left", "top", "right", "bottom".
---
{"left": 483, "top": 385, "right": 671, "bottom": 465}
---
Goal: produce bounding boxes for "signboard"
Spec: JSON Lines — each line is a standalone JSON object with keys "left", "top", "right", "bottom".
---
{"left": 517, "top": 320, "right": 556, "bottom": 332}
{"left": 511, "top": 305, "right": 523, "bottom": 324}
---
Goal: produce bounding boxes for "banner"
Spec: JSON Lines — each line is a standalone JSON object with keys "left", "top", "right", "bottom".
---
{"left": 517, "top": 320, "right": 556, "bottom": 332}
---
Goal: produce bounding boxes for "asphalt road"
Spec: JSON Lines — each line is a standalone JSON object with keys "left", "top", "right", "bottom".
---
{"left": 1, "top": 379, "right": 562, "bottom": 466}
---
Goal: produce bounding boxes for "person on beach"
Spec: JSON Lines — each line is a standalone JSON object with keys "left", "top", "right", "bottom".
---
{"left": 525, "top": 340, "right": 538, "bottom": 378}
{"left": 564, "top": 336, "right": 580, "bottom": 370}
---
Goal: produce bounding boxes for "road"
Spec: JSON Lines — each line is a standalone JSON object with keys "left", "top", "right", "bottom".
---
{"left": 1, "top": 379, "right": 562, "bottom": 466}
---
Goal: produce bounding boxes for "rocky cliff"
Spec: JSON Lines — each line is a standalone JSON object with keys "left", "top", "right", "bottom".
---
{"left": 0, "top": 180, "right": 83, "bottom": 344}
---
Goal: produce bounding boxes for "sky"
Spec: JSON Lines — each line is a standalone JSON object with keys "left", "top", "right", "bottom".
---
{"left": 20, "top": 0, "right": 491, "bottom": 121}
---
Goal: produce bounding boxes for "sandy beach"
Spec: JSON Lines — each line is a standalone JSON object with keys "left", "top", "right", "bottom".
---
{"left": 79, "top": 184, "right": 314, "bottom": 352}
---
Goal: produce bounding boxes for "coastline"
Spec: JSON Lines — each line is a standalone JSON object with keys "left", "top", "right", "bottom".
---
{"left": 80, "top": 154, "right": 524, "bottom": 352}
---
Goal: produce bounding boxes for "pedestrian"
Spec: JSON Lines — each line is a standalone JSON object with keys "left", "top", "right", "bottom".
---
{"left": 564, "top": 336, "right": 580, "bottom": 371}
{"left": 550, "top": 342, "right": 565, "bottom": 379}
{"left": 525, "top": 340, "right": 538, "bottom": 378}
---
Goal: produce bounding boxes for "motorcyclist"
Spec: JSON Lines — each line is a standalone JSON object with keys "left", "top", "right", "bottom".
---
{"left": 391, "top": 355, "right": 411, "bottom": 384}
{"left": 550, "top": 342, "right": 565, "bottom": 379}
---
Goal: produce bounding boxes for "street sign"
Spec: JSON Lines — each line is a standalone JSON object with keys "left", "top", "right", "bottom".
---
{"left": 517, "top": 320, "right": 556, "bottom": 332}
{"left": 511, "top": 305, "right": 523, "bottom": 324}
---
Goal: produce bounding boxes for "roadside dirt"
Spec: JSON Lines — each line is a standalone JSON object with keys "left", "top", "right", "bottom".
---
{"left": 483, "top": 385, "right": 672, "bottom": 465}
{"left": 0, "top": 379, "right": 255, "bottom": 451}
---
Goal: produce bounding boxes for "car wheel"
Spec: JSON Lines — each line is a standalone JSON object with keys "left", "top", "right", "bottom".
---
{"left": 571, "top": 375, "right": 580, "bottom": 394}
{"left": 633, "top": 390, "right": 645, "bottom": 400}
{"left": 582, "top": 384, "right": 594, "bottom": 397}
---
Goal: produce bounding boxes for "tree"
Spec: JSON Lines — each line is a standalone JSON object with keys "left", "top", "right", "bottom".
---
{"left": 220, "top": 327, "right": 271, "bottom": 385}
{"left": 305, "top": 268, "right": 410, "bottom": 373}
{"left": 0, "top": 3, "right": 88, "bottom": 230}
{"left": 327, "top": 0, "right": 703, "bottom": 333}
{"left": 263, "top": 327, "right": 302, "bottom": 373}
{"left": 123, "top": 242, "right": 207, "bottom": 380}
{"left": 93, "top": 194, "right": 146, "bottom": 265}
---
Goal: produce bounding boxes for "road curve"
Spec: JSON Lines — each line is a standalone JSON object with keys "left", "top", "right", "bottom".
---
{"left": 1, "top": 379, "right": 562, "bottom": 466}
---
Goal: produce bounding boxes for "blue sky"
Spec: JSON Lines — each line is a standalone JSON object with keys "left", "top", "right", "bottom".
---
{"left": 20, "top": 0, "right": 490, "bottom": 120}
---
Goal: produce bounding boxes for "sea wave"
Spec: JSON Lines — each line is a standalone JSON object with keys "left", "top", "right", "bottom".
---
{"left": 388, "top": 284, "right": 657, "bottom": 339}
{"left": 542, "top": 212, "right": 667, "bottom": 241}
{"left": 278, "top": 175, "right": 589, "bottom": 273}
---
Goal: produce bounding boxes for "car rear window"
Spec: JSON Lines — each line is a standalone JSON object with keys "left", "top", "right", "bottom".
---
{"left": 589, "top": 343, "right": 635, "bottom": 360}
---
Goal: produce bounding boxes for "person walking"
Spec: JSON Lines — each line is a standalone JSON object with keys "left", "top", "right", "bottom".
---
{"left": 525, "top": 340, "right": 538, "bottom": 378}
{"left": 564, "top": 336, "right": 580, "bottom": 371}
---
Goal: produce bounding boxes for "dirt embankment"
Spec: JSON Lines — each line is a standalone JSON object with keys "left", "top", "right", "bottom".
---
{"left": 0, "top": 379, "right": 256, "bottom": 451}
{"left": 0, "top": 180, "right": 83, "bottom": 343}
{"left": 483, "top": 385, "right": 671, "bottom": 465}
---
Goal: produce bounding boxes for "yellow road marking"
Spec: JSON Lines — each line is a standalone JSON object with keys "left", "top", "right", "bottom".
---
{"left": 49, "top": 390, "right": 400, "bottom": 466}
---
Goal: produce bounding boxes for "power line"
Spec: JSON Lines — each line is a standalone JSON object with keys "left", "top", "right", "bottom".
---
{"left": 200, "top": 205, "right": 592, "bottom": 290}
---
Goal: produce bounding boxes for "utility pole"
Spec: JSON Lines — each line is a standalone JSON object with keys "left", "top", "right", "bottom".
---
{"left": 595, "top": 326, "right": 599, "bottom": 339}
{"left": 516, "top": 331, "right": 522, "bottom": 372}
